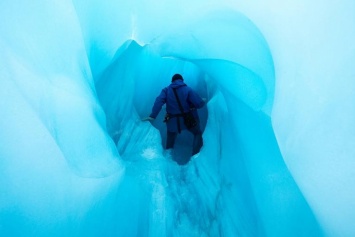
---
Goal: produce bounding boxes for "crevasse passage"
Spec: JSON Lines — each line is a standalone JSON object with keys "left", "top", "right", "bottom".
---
{"left": 92, "top": 11, "right": 321, "bottom": 237}
{"left": 0, "top": 2, "right": 324, "bottom": 237}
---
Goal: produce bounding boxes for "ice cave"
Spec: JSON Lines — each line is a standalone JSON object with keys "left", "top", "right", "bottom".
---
{"left": 1, "top": 0, "right": 355, "bottom": 236}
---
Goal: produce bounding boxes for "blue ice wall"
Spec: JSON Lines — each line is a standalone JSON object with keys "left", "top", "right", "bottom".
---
{"left": 1, "top": 0, "right": 355, "bottom": 236}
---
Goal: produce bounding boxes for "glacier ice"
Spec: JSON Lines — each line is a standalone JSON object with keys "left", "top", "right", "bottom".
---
{"left": 1, "top": 0, "right": 355, "bottom": 236}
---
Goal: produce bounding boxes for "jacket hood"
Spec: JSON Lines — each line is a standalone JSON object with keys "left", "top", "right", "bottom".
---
{"left": 170, "top": 79, "right": 186, "bottom": 88}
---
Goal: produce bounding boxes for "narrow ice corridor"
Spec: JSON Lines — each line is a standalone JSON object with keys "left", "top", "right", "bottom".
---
{"left": 1, "top": 1, "right": 355, "bottom": 236}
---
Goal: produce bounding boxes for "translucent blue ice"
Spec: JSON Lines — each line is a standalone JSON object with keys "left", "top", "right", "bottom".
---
{"left": 1, "top": 0, "right": 355, "bottom": 236}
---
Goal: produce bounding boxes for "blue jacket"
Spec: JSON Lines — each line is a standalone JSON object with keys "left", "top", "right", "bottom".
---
{"left": 150, "top": 79, "right": 205, "bottom": 132}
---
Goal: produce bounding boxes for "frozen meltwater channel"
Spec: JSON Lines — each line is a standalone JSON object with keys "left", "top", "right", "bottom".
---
{"left": 1, "top": 0, "right": 355, "bottom": 236}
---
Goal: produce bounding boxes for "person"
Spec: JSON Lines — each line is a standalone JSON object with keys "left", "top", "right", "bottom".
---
{"left": 142, "top": 74, "right": 206, "bottom": 156}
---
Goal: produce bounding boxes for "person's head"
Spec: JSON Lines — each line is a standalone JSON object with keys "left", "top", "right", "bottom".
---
{"left": 172, "top": 74, "right": 183, "bottom": 82}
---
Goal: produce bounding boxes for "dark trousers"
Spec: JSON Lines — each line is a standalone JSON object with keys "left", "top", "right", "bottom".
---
{"left": 166, "top": 125, "right": 203, "bottom": 156}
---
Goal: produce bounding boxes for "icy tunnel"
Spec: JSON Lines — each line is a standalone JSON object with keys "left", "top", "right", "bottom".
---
{"left": 95, "top": 11, "right": 273, "bottom": 163}
{"left": 2, "top": 0, "right": 355, "bottom": 236}
{"left": 90, "top": 10, "right": 321, "bottom": 236}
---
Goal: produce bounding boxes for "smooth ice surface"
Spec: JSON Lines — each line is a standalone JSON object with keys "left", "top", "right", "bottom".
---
{"left": 1, "top": 0, "right": 355, "bottom": 236}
